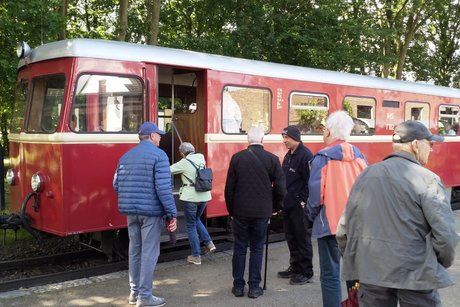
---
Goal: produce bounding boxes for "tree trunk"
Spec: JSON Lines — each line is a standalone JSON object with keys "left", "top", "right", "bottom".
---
{"left": 118, "top": 0, "right": 128, "bottom": 41}
{"left": 147, "top": 0, "right": 161, "bottom": 45}
{"left": 58, "top": 0, "right": 67, "bottom": 40}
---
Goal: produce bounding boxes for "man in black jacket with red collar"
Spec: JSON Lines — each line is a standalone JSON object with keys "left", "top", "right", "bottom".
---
{"left": 225, "top": 127, "right": 286, "bottom": 299}
{"left": 278, "top": 125, "right": 314, "bottom": 285}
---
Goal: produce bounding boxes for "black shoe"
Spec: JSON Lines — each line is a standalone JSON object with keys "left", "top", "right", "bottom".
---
{"left": 277, "top": 266, "right": 297, "bottom": 279}
{"left": 289, "top": 273, "right": 313, "bottom": 285}
{"left": 248, "top": 287, "right": 263, "bottom": 299}
{"left": 232, "top": 287, "right": 244, "bottom": 297}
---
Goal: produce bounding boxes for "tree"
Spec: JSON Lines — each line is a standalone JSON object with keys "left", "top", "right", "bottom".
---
{"left": 408, "top": 0, "right": 460, "bottom": 86}
{"left": 58, "top": 0, "right": 68, "bottom": 40}
{"left": 0, "top": 0, "right": 64, "bottom": 154}
{"left": 118, "top": 0, "right": 128, "bottom": 41}
{"left": 146, "top": 0, "right": 161, "bottom": 45}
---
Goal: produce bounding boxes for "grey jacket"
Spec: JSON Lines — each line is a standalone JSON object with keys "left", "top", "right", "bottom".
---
{"left": 337, "top": 151, "right": 459, "bottom": 290}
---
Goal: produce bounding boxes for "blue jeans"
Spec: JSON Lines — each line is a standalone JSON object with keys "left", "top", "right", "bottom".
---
{"left": 183, "top": 201, "right": 212, "bottom": 256}
{"left": 127, "top": 215, "right": 162, "bottom": 300}
{"left": 318, "top": 235, "right": 341, "bottom": 307}
{"left": 232, "top": 217, "right": 268, "bottom": 290}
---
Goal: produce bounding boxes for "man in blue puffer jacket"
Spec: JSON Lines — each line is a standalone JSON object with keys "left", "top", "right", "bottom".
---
{"left": 114, "top": 121, "right": 177, "bottom": 307}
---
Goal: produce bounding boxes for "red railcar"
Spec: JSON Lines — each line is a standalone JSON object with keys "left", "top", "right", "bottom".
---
{"left": 5, "top": 39, "right": 460, "bottom": 252}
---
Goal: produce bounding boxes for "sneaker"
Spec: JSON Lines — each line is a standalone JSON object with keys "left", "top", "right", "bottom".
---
{"left": 187, "top": 255, "right": 201, "bottom": 265}
{"left": 128, "top": 292, "right": 138, "bottom": 305}
{"left": 289, "top": 273, "right": 313, "bottom": 285}
{"left": 278, "top": 266, "right": 297, "bottom": 279}
{"left": 248, "top": 287, "right": 263, "bottom": 299}
{"left": 136, "top": 295, "right": 166, "bottom": 307}
{"left": 231, "top": 286, "right": 244, "bottom": 297}
{"left": 206, "top": 242, "right": 216, "bottom": 253}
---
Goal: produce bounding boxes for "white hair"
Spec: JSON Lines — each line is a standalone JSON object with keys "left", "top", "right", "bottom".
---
{"left": 326, "top": 111, "right": 354, "bottom": 141}
{"left": 247, "top": 127, "right": 264, "bottom": 144}
{"left": 179, "top": 142, "right": 195, "bottom": 155}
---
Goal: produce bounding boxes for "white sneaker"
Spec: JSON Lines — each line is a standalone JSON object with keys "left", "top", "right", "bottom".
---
{"left": 206, "top": 242, "right": 216, "bottom": 253}
{"left": 187, "top": 255, "right": 201, "bottom": 265}
{"left": 128, "top": 292, "right": 138, "bottom": 305}
{"left": 136, "top": 295, "right": 166, "bottom": 307}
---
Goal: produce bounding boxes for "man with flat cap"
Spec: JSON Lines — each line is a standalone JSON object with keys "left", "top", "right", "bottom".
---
{"left": 278, "top": 125, "right": 314, "bottom": 285}
{"left": 114, "top": 122, "right": 177, "bottom": 307}
{"left": 337, "top": 120, "right": 459, "bottom": 307}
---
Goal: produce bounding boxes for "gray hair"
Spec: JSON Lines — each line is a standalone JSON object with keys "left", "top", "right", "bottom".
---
{"left": 179, "top": 142, "right": 195, "bottom": 155}
{"left": 326, "top": 111, "right": 354, "bottom": 141}
{"left": 247, "top": 127, "right": 264, "bottom": 144}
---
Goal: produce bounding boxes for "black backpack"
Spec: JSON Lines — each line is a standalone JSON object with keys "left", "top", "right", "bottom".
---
{"left": 184, "top": 158, "right": 213, "bottom": 192}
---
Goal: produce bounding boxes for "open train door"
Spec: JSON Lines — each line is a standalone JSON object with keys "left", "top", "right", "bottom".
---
{"left": 155, "top": 66, "right": 207, "bottom": 241}
{"left": 156, "top": 67, "right": 206, "bottom": 165}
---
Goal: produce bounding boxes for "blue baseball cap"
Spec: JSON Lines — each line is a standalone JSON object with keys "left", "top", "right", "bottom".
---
{"left": 138, "top": 122, "right": 165, "bottom": 135}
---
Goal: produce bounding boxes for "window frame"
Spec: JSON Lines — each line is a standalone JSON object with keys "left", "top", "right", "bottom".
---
{"left": 288, "top": 91, "right": 329, "bottom": 134}
{"left": 71, "top": 73, "right": 145, "bottom": 133}
{"left": 221, "top": 84, "right": 272, "bottom": 134}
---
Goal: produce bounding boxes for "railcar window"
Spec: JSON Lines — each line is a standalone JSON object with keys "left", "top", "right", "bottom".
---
{"left": 72, "top": 75, "right": 143, "bottom": 132}
{"left": 405, "top": 102, "right": 430, "bottom": 127}
{"left": 26, "top": 75, "right": 65, "bottom": 133}
{"left": 438, "top": 105, "right": 459, "bottom": 136}
{"left": 222, "top": 86, "right": 271, "bottom": 133}
{"left": 289, "top": 92, "right": 329, "bottom": 134}
{"left": 10, "top": 80, "right": 28, "bottom": 133}
{"left": 383, "top": 100, "right": 400, "bottom": 108}
{"left": 343, "top": 96, "right": 376, "bottom": 135}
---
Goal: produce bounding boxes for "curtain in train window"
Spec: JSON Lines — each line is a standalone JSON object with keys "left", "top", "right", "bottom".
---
{"left": 289, "top": 92, "right": 329, "bottom": 134}
{"left": 72, "top": 74, "right": 143, "bottom": 132}
{"left": 404, "top": 102, "right": 429, "bottom": 127}
{"left": 26, "top": 75, "right": 65, "bottom": 133}
{"left": 222, "top": 86, "right": 271, "bottom": 133}
{"left": 438, "top": 105, "right": 459, "bottom": 136}
{"left": 343, "top": 96, "right": 376, "bottom": 135}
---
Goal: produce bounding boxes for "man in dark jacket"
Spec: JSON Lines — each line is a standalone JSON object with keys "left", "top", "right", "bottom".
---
{"left": 225, "top": 127, "right": 286, "bottom": 299}
{"left": 114, "top": 122, "right": 177, "bottom": 307}
{"left": 278, "top": 125, "right": 314, "bottom": 285}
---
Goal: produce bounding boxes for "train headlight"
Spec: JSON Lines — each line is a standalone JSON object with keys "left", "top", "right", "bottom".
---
{"left": 17, "top": 41, "right": 32, "bottom": 59}
{"left": 31, "top": 173, "right": 44, "bottom": 192}
{"left": 6, "top": 169, "right": 15, "bottom": 185}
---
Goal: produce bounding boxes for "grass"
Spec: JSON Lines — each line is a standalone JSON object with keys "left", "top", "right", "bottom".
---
{"left": 1, "top": 179, "right": 35, "bottom": 244}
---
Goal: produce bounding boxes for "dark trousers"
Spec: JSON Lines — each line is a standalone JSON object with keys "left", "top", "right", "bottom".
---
{"left": 283, "top": 205, "right": 313, "bottom": 275}
{"left": 232, "top": 217, "right": 269, "bottom": 290}
{"left": 359, "top": 283, "right": 441, "bottom": 307}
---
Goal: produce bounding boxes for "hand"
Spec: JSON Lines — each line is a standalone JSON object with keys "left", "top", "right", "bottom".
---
{"left": 167, "top": 217, "right": 177, "bottom": 232}
{"left": 300, "top": 201, "right": 306, "bottom": 209}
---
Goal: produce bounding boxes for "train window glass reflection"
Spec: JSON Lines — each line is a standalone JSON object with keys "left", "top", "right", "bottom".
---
{"left": 72, "top": 74, "right": 143, "bottom": 132}
{"left": 10, "top": 80, "right": 28, "bottom": 133}
{"left": 222, "top": 86, "right": 271, "bottom": 134}
{"left": 289, "top": 92, "right": 329, "bottom": 134}
{"left": 343, "top": 96, "right": 376, "bottom": 135}
{"left": 405, "top": 102, "right": 430, "bottom": 127}
{"left": 26, "top": 75, "right": 65, "bottom": 133}
{"left": 438, "top": 105, "right": 459, "bottom": 136}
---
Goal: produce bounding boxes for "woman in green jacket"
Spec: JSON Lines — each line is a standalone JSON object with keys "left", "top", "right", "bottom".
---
{"left": 170, "top": 142, "right": 215, "bottom": 265}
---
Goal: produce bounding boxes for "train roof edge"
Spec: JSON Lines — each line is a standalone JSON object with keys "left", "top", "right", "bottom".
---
{"left": 17, "top": 38, "right": 460, "bottom": 99}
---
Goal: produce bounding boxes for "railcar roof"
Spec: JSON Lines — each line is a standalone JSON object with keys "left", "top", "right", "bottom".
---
{"left": 18, "top": 38, "right": 460, "bottom": 99}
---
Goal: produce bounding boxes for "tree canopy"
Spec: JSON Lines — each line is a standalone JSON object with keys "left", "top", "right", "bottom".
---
{"left": 1, "top": 0, "right": 459, "bottom": 152}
